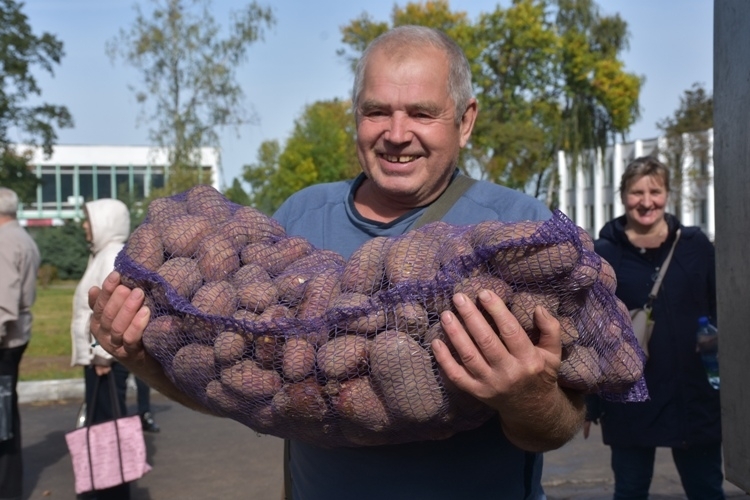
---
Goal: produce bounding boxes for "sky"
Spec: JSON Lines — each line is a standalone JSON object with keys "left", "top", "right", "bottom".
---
{"left": 23, "top": 0, "right": 714, "bottom": 190}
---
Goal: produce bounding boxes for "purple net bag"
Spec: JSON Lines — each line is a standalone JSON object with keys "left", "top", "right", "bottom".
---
{"left": 115, "top": 185, "right": 648, "bottom": 448}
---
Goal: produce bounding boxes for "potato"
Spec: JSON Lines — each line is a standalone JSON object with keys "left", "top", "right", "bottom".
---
{"left": 233, "top": 308, "right": 260, "bottom": 326}
{"left": 232, "top": 206, "right": 286, "bottom": 243}
{"left": 220, "top": 359, "right": 282, "bottom": 400}
{"left": 142, "top": 315, "right": 185, "bottom": 361}
{"left": 185, "top": 184, "right": 232, "bottom": 222}
{"left": 600, "top": 341, "right": 643, "bottom": 387}
{"left": 370, "top": 330, "right": 443, "bottom": 423}
{"left": 384, "top": 231, "right": 442, "bottom": 284}
{"left": 453, "top": 274, "right": 512, "bottom": 304}
{"left": 214, "top": 331, "right": 247, "bottom": 366}
{"left": 509, "top": 291, "right": 560, "bottom": 333}
{"left": 244, "top": 236, "right": 313, "bottom": 277}
{"left": 191, "top": 281, "right": 238, "bottom": 317}
{"left": 296, "top": 268, "right": 342, "bottom": 320}
{"left": 205, "top": 379, "right": 242, "bottom": 417}
{"left": 253, "top": 335, "right": 280, "bottom": 370}
{"left": 274, "top": 250, "right": 345, "bottom": 306}
{"left": 330, "top": 292, "right": 386, "bottom": 334}
{"left": 271, "top": 379, "right": 328, "bottom": 422}
{"left": 196, "top": 231, "right": 241, "bottom": 282}
{"left": 558, "top": 344, "right": 602, "bottom": 392}
{"left": 437, "top": 231, "right": 477, "bottom": 273}
{"left": 559, "top": 316, "right": 580, "bottom": 347}
{"left": 172, "top": 344, "right": 217, "bottom": 391}
{"left": 577, "top": 227, "right": 595, "bottom": 252}
{"left": 281, "top": 337, "right": 317, "bottom": 382}
{"left": 330, "top": 377, "right": 392, "bottom": 432}
{"left": 162, "top": 215, "right": 213, "bottom": 258}
{"left": 562, "top": 252, "right": 602, "bottom": 291}
{"left": 496, "top": 240, "right": 579, "bottom": 284}
{"left": 557, "top": 289, "right": 587, "bottom": 317}
{"left": 232, "top": 263, "right": 278, "bottom": 312}
{"left": 386, "top": 301, "right": 429, "bottom": 338}
{"left": 340, "top": 237, "right": 388, "bottom": 294}
{"left": 156, "top": 257, "right": 202, "bottom": 298}
{"left": 258, "top": 304, "right": 294, "bottom": 322}
{"left": 468, "top": 219, "right": 531, "bottom": 247}
{"left": 598, "top": 259, "right": 617, "bottom": 293}
{"left": 146, "top": 197, "right": 187, "bottom": 227}
{"left": 126, "top": 222, "right": 164, "bottom": 271}
{"left": 317, "top": 335, "right": 370, "bottom": 380}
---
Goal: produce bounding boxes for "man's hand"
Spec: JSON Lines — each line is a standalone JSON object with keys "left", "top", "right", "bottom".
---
{"left": 88, "top": 270, "right": 213, "bottom": 413}
{"left": 88, "top": 271, "right": 150, "bottom": 367}
{"left": 431, "top": 289, "right": 584, "bottom": 452}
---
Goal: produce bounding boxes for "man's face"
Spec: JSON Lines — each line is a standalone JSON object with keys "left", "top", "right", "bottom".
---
{"left": 355, "top": 45, "right": 476, "bottom": 213}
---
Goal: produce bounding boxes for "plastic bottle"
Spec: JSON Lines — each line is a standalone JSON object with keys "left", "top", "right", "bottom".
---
{"left": 696, "top": 316, "right": 720, "bottom": 390}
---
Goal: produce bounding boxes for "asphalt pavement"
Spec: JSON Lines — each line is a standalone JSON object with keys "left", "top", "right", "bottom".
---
{"left": 19, "top": 380, "right": 748, "bottom": 500}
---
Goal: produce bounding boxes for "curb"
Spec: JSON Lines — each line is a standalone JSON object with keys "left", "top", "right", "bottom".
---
{"left": 18, "top": 377, "right": 139, "bottom": 404}
{"left": 18, "top": 379, "right": 85, "bottom": 404}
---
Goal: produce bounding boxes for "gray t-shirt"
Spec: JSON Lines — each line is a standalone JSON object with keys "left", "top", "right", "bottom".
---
{"left": 273, "top": 173, "right": 551, "bottom": 500}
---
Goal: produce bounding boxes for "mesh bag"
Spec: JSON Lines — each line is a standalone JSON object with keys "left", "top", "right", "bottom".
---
{"left": 116, "top": 185, "right": 648, "bottom": 448}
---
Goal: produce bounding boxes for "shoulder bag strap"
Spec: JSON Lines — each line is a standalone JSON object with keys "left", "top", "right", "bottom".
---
{"left": 411, "top": 174, "right": 477, "bottom": 230}
{"left": 645, "top": 228, "right": 682, "bottom": 308}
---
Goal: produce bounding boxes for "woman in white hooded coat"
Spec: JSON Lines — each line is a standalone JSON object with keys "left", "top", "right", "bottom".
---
{"left": 70, "top": 198, "right": 133, "bottom": 500}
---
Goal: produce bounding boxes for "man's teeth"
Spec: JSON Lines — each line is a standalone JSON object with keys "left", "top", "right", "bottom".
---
{"left": 382, "top": 154, "right": 417, "bottom": 163}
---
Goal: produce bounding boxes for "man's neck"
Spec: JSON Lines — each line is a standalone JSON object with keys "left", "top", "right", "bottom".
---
{"left": 0, "top": 215, "right": 15, "bottom": 227}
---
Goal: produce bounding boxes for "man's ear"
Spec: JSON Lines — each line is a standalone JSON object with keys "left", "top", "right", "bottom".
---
{"left": 459, "top": 98, "right": 478, "bottom": 148}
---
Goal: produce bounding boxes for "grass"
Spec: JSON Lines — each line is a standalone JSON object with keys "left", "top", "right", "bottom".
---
{"left": 21, "top": 280, "right": 81, "bottom": 381}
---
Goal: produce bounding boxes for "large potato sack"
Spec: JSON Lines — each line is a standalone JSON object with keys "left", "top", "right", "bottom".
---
{"left": 115, "top": 185, "right": 647, "bottom": 448}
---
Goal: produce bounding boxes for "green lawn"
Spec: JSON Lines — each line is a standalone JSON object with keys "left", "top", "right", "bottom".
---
{"left": 22, "top": 280, "right": 81, "bottom": 381}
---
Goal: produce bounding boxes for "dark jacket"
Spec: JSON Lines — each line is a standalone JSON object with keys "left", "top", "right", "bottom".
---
{"left": 588, "top": 213, "right": 721, "bottom": 448}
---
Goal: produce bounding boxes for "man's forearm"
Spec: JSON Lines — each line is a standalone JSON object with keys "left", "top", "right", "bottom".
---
{"left": 499, "top": 388, "right": 585, "bottom": 452}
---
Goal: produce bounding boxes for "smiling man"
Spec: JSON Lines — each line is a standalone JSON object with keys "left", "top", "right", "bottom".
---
{"left": 89, "top": 26, "right": 585, "bottom": 499}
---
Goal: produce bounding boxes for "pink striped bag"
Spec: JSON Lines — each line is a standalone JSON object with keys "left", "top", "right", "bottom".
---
{"left": 66, "top": 415, "right": 152, "bottom": 494}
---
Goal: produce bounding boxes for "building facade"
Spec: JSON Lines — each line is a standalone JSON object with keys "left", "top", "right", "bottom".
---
{"left": 11, "top": 144, "right": 220, "bottom": 226}
{"left": 557, "top": 130, "right": 715, "bottom": 241}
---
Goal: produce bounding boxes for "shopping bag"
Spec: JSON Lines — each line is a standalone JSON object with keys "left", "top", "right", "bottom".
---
{"left": 0, "top": 375, "right": 13, "bottom": 441}
{"left": 65, "top": 414, "right": 152, "bottom": 494}
{"left": 65, "top": 373, "right": 152, "bottom": 494}
{"left": 629, "top": 307, "right": 654, "bottom": 359}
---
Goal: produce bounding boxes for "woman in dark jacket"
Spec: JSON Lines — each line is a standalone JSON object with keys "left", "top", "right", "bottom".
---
{"left": 585, "top": 156, "right": 723, "bottom": 499}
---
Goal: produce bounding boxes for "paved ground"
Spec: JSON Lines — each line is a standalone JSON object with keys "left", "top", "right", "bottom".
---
{"left": 20, "top": 383, "right": 748, "bottom": 500}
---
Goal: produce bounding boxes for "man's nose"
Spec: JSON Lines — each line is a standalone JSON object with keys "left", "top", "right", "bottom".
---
{"left": 385, "top": 113, "right": 412, "bottom": 144}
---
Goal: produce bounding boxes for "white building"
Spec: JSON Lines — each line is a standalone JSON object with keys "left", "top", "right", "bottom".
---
{"left": 12, "top": 144, "right": 221, "bottom": 226}
{"left": 557, "top": 130, "right": 715, "bottom": 241}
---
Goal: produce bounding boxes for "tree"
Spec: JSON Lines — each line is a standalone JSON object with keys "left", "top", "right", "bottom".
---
{"left": 29, "top": 222, "right": 89, "bottom": 280}
{"left": 106, "top": 0, "right": 274, "bottom": 196}
{"left": 0, "top": 0, "right": 73, "bottom": 199}
{"left": 243, "top": 98, "right": 359, "bottom": 215}
{"left": 657, "top": 82, "right": 713, "bottom": 219}
{"left": 337, "top": 0, "right": 641, "bottom": 204}
{"left": 223, "top": 177, "right": 252, "bottom": 206}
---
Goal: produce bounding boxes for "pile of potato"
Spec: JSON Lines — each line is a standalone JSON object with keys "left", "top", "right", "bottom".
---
{"left": 116, "top": 185, "right": 646, "bottom": 448}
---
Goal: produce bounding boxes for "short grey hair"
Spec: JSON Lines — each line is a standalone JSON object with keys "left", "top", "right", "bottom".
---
{"left": 0, "top": 187, "right": 19, "bottom": 217}
{"left": 352, "top": 25, "right": 474, "bottom": 126}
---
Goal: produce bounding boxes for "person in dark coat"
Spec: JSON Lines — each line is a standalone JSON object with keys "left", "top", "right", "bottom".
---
{"left": 584, "top": 156, "right": 723, "bottom": 499}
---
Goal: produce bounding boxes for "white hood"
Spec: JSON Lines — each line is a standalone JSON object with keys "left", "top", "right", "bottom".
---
{"left": 85, "top": 198, "right": 131, "bottom": 255}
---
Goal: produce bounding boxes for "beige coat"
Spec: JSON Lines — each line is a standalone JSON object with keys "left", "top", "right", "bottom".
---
{"left": 0, "top": 219, "right": 40, "bottom": 348}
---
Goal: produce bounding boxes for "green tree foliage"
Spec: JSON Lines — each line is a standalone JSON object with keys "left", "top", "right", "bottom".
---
{"left": 223, "top": 177, "right": 252, "bottom": 206}
{"left": 106, "top": 0, "right": 274, "bottom": 196}
{"left": 338, "top": 0, "right": 641, "bottom": 204}
{"left": 657, "top": 82, "right": 713, "bottom": 218}
{"left": 243, "top": 99, "right": 359, "bottom": 215}
{"left": 0, "top": 0, "right": 73, "bottom": 196}
{"left": 30, "top": 222, "right": 89, "bottom": 280}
